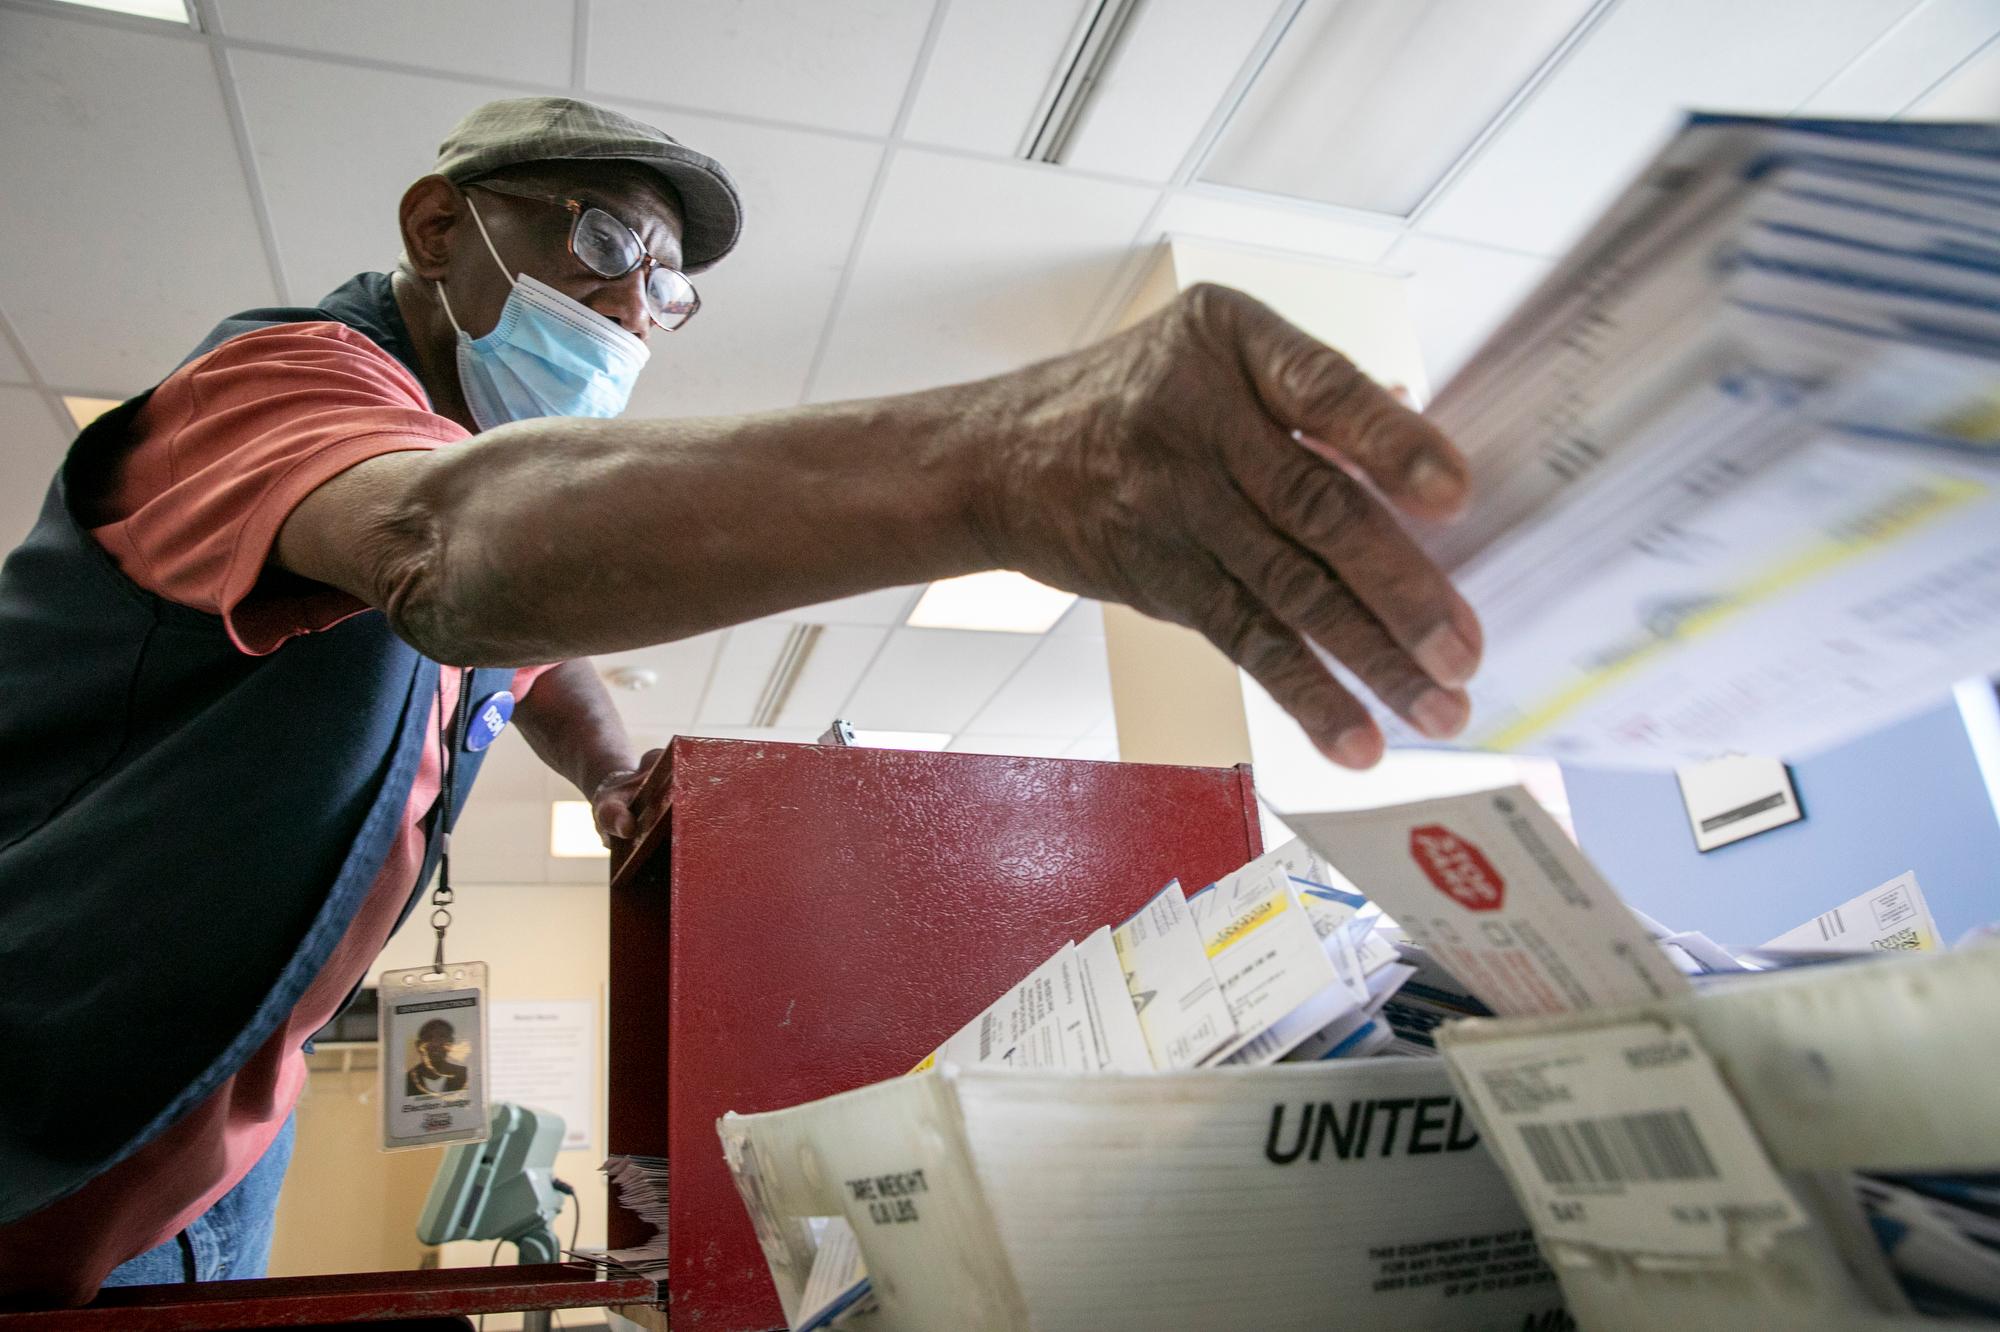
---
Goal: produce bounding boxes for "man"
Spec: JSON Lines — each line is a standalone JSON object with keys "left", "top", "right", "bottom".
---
{"left": 0, "top": 97, "right": 1480, "bottom": 1301}
{"left": 404, "top": 1021, "right": 470, "bottom": 1098}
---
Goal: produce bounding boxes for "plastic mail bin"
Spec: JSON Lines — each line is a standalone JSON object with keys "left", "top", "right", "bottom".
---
{"left": 1437, "top": 946, "right": 2000, "bottom": 1330}
{"left": 718, "top": 1058, "right": 1564, "bottom": 1331}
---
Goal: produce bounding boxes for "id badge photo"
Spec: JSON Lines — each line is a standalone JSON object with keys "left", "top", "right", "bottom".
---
{"left": 379, "top": 960, "right": 490, "bottom": 1151}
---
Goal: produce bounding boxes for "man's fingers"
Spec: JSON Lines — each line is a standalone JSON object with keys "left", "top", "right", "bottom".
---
{"left": 1228, "top": 446, "right": 1482, "bottom": 690}
{"left": 595, "top": 792, "right": 636, "bottom": 840}
{"left": 1199, "top": 496, "right": 1472, "bottom": 739}
{"left": 1183, "top": 568, "right": 1384, "bottom": 768}
{"left": 1201, "top": 284, "right": 1470, "bottom": 521}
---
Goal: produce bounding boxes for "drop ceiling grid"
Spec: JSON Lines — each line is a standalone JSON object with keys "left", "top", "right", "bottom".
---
{"left": 0, "top": 303, "right": 69, "bottom": 444}
{"left": 1408, "top": 0, "right": 1940, "bottom": 257}
{"left": 0, "top": 383, "right": 69, "bottom": 550}
{"left": 1063, "top": 0, "right": 1972, "bottom": 347}
{"left": 2, "top": 0, "right": 1972, "bottom": 469}
{"left": 0, "top": 0, "right": 1578, "bottom": 400}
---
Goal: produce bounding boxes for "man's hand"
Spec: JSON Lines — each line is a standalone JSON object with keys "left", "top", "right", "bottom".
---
{"left": 590, "top": 746, "right": 667, "bottom": 845}
{"left": 967, "top": 283, "right": 1481, "bottom": 768}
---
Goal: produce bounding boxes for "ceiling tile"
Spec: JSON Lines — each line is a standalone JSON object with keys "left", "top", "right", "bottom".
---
{"left": 948, "top": 733, "right": 1077, "bottom": 757}
{"left": 585, "top": 0, "right": 934, "bottom": 134}
{"left": 450, "top": 793, "right": 555, "bottom": 883}
{"left": 841, "top": 626, "right": 1039, "bottom": 732}
{"left": 1383, "top": 234, "right": 1553, "bottom": 387}
{"left": 1063, "top": 735, "right": 1120, "bottom": 760}
{"left": 466, "top": 726, "right": 553, "bottom": 802}
{"left": 214, "top": 0, "right": 575, "bottom": 86}
{"left": 604, "top": 107, "right": 882, "bottom": 417}
{"left": 767, "top": 585, "right": 922, "bottom": 626}
{"left": 810, "top": 151, "right": 1156, "bottom": 402}
{"left": 1415, "top": 0, "right": 1925, "bottom": 256}
{"left": 693, "top": 623, "right": 783, "bottom": 725}
{"left": 1046, "top": 598, "right": 1105, "bottom": 639}
{"left": 1906, "top": 19, "right": 2000, "bottom": 116}
{"left": 776, "top": 623, "right": 889, "bottom": 730}
{"left": 1156, "top": 191, "right": 1402, "bottom": 265}
{"left": 0, "top": 323, "right": 29, "bottom": 385}
{"left": 696, "top": 621, "right": 889, "bottom": 726}
{"left": 684, "top": 725, "right": 826, "bottom": 743}
{"left": 0, "top": 11, "right": 277, "bottom": 390}
{"left": 588, "top": 631, "right": 725, "bottom": 729}
{"left": 1060, "top": 0, "right": 1285, "bottom": 182}
{"left": 963, "top": 632, "right": 1112, "bottom": 736}
{"left": 0, "top": 385, "right": 68, "bottom": 552}
{"left": 1800, "top": 0, "right": 2000, "bottom": 115}
{"left": 547, "top": 845, "right": 614, "bottom": 884}
{"left": 903, "top": 0, "right": 1091, "bottom": 155}
{"left": 229, "top": 51, "right": 521, "bottom": 302}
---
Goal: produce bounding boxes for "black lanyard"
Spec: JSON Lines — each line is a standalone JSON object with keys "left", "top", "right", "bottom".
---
{"left": 429, "top": 668, "right": 474, "bottom": 974}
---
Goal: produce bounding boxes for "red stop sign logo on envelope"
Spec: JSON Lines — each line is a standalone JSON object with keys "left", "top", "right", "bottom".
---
{"left": 1409, "top": 824, "right": 1505, "bottom": 911}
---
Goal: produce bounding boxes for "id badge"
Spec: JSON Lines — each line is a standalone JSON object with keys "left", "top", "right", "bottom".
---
{"left": 379, "top": 961, "right": 490, "bottom": 1151}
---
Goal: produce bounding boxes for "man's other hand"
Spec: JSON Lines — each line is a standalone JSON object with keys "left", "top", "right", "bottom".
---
{"left": 971, "top": 283, "right": 1482, "bottom": 769}
{"left": 590, "top": 746, "right": 667, "bottom": 846}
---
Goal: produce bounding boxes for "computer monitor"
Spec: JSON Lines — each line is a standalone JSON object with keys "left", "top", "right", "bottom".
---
{"left": 416, "top": 1102, "right": 567, "bottom": 1262}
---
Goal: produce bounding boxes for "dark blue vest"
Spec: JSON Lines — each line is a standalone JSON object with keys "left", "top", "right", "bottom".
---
{"left": 0, "top": 273, "right": 514, "bottom": 1223}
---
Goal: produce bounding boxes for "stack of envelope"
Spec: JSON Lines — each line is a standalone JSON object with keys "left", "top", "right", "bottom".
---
{"left": 1374, "top": 114, "right": 2000, "bottom": 767}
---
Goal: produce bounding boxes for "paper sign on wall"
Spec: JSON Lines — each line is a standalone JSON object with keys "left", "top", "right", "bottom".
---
{"left": 1675, "top": 754, "right": 1803, "bottom": 852}
{"left": 490, "top": 1000, "right": 596, "bottom": 1155}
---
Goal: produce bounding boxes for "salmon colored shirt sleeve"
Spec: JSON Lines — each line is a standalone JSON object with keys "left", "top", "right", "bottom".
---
{"left": 88, "top": 320, "right": 467, "bottom": 655}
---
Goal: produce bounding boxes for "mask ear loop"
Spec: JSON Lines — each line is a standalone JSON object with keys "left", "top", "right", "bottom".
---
{"left": 434, "top": 191, "right": 516, "bottom": 337}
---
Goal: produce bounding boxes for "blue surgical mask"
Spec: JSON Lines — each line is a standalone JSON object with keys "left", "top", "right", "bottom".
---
{"left": 435, "top": 196, "right": 650, "bottom": 432}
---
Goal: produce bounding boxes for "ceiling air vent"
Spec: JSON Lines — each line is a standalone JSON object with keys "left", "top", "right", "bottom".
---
{"left": 749, "top": 623, "right": 823, "bottom": 728}
{"left": 1019, "top": 0, "right": 1146, "bottom": 164}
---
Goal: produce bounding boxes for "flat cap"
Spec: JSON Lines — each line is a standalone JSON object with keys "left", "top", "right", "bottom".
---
{"left": 435, "top": 96, "right": 742, "bottom": 273}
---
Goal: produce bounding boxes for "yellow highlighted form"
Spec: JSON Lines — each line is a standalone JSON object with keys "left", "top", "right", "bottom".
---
{"left": 1204, "top": 891, "right": 1288, "bottom": 960}
{"left": 1485, "top": 473, "right": 1987, "bottom": 750}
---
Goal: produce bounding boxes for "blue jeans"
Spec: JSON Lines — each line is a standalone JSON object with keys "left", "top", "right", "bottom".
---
{"left": 100, "top": 1113, "right": 295, "bottom": 1286}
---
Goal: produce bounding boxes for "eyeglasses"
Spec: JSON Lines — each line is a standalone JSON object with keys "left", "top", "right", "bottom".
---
{"left": 467, "top": 178, "right": 701, "bottom": 332}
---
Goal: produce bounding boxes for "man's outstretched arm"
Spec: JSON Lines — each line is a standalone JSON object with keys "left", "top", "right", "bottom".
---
{"left": 275, "top": 285, "right": 1482, "bottom": 769}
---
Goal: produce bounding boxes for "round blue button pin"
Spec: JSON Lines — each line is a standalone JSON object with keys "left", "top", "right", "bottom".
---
{"left": 464, "top": 690, "right": 515, "bottom": 752}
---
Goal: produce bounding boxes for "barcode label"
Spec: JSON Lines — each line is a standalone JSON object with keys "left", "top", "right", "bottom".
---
{"left": 1519, "top": 1109, "right": 1718, "bottom": 1189}
{"left": 1445, "top": 1020, "right": 1805, "bottom": 1258}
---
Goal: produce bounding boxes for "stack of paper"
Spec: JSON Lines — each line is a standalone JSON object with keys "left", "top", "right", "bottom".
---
{"left": 911, "top": 837, "right": 1417, "bottom": 1080}
{"left": 599, "top": 1153, "right": 668, "bottom": 1275}
{"left": 1380, "top": 115, "right": 2000, "bottom": 766}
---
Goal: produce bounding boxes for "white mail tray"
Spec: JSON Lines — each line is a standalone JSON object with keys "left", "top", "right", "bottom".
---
{"left": 1439, "top": 945, "right": 2000, "bottom": 1331}
{"left": 718, "top": 1057, "right": 1570, "bottom": 1332}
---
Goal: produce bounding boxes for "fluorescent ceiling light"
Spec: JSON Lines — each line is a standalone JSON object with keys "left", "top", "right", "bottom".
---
{"left": 849, "top": 730, "right": 954, "bottom": 751}
{"left": 906, "top": 571, "right": 1078, "bottom": 634}
{"left": 549, "top": 800, "right": 609, "bottom": 859}
{"left": 53, "top": 0, "right": 194, "bottom": 23}
{"left": 1200, "top": 0, "right": 1597, "bottom": 217}
{"left": 62, "top": 396, "right": 122, "bottom": 430}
